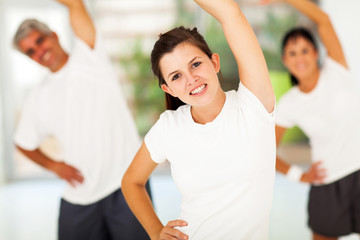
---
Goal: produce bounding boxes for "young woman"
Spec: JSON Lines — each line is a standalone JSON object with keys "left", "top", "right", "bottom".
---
{"left": 122, "top": 0, "right": 276, "bottom": 239}
{"left": 261, "top": 0, "right": 360, "bottom": 239}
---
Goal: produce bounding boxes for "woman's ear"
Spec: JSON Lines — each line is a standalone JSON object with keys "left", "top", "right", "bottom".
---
{"left": 282, "top": 54, "right": 289, "bottom": 68}
{"left": 314, "top": 50, "right": 319, "bottom": 60}
{"left": 161, "top": 84, "right": 177, "bottom": 97}
{"left": 211, "top": 53, "right": 220, "bottom": 73}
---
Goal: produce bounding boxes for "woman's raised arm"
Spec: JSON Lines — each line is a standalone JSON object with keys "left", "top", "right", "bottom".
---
{"left": 261, "top": 0, "right": 347, "bottom": 68}
{"left": 194, "top": 0, "right": 275, "bottom": 112}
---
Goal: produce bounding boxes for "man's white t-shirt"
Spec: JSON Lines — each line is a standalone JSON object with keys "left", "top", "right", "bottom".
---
{"left": 14, "top": 35, "right": 140, "bottom": 205}
{"left": 145, "top": 83, "right": 276, "bottom": 239}
{"left": 276, "top": 57, "right": 360, "bottom": 184}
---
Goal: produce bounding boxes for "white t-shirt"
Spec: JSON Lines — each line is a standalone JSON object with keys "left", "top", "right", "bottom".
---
{"left": 145, "top": 83, "right": 276, "bottom": 239}
{"left": 14, "top": 35, "right": 141, "bottom": 205}
{"left": 276, "top": 57, "right": 360, "bottom": 184}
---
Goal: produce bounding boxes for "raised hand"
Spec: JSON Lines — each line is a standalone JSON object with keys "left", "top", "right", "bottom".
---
{"left": 55, "top": 0, "right": 82, "bottom": 7}
{"left": 158, "top": 220, "right": 188, "bottom": 240}
{"left": 55, "top": 0, "right": 95, "bottom": 48}
{"left": 301, "top": 161, "right": 326, "bottom": 184}
{"left": 51, "top": 161, "right": 84, "bottom": 187}
{"left": 258, "top": 0, "right": 282, "bottom": 5}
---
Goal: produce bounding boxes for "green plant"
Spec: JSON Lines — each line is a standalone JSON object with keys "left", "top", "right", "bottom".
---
{"left": 120, "top": 40, "right": 164, "bottom": 136}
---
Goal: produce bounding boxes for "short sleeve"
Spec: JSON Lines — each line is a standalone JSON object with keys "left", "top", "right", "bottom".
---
{"left": 144, "top": 114, "right": 168, "bottom": 164}
{"left": 70, "top": 33, "right": 116, "bottom": 84}
{"left": 275, "top": 96, "right": 296, "bottom": 128}
{"left": 73, "top": 33, "right": 108, "bottom": 60}
{"left": 14, "top": 89, "right": 45, "bottom": 150}
{"left": 323, "top": 56, "right": 351, "bottom": 77}
{"left": 237, "top": 82, "right": 275, "bottom": 122}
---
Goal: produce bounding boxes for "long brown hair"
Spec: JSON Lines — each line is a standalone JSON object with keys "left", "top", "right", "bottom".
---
{"left": 151, "top": 26, "right": 213, "bottom": 110}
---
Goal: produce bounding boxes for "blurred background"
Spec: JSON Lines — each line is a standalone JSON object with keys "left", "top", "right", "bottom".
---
{"left": 0, "top": 0, "right": 359, "bottom": 239}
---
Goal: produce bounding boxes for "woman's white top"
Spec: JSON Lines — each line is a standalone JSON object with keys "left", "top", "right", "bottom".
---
{"left": 145, "top": 83, "right": 276, "bottom": 239}
{"left": 277, "top": 57, "right": 360, "bottom": 184}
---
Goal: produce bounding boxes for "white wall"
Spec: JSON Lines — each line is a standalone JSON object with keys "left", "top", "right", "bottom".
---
{"left": 321, "top": 0, "right": 360, "bottom": 85}
{"left": 0, "top": 0, "right": 10, "bottom": 185}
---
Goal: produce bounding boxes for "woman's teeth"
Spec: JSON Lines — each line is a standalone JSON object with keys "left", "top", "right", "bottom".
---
{"left": 191, "top": 84, "right": 206, "bottom": 95}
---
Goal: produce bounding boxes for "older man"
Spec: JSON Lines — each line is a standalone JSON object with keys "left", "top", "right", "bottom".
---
{"left": 13, "top": 0, "right": 150, "bottom": 239}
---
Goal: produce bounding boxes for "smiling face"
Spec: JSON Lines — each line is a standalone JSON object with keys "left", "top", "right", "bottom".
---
{"left": 18, "top": 30, "right": 68, "bottom": 72}
{"left": 159, "top": 42, "right": 222, "bottom": 108}
{"left": 282, "top": 36, "right": 319, "bottom": 81}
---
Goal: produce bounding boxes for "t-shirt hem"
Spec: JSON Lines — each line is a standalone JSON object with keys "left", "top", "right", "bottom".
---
{"left": 318, "top": 165, "right": 360, "bottom": 186}
{"left": 13, "top": 136, "right": 40, "bottom": 151}
{"left": 62, "top": 184, "right": 121, "bottom": 205}
{"left": 274, "top": 121, "right": 294, "bottom": 129}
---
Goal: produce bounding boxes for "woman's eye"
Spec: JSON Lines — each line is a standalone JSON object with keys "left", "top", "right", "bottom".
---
{"left": 302, "top": 49, "right": 309, "bottom": 54}
{"left": 288, "top": 51, "right": 296, "bottom": 57}
{"left": 192, "top": 62, "right": 201, "bottom": 68}
{"left": 172, "top": 73, "right": 181, "bottom": 81}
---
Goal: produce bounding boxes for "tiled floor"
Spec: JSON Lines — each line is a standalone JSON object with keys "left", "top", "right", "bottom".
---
{"left": 0, "top": 172, "right": 358, "bottom": 240}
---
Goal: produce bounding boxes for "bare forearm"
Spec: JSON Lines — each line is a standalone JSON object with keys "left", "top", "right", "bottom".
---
{"left": 57, "top": 0, "right": 95, "bottom": 48}
{"left": 16, "top": 146, "right": 57, "bottom": 172}
{"left": 122, "top": 182, "right": 163, "bottom": 239}
{"left": 193, "top": 0, "right": 243, "bottom": 24}
{"left": 195, "top": 0, "right": 274, "bottom": 112}
{"left": 275, "top": 155, "right": 290, "bottom": 175}
{"left": 284, "top": 0, "right": 329, "bottom": 25}
{"left": 282, "top": 0, "right": 347, "bottom": 68}
{"left": 17, "top": 144, "right": 84, "bottom": 186}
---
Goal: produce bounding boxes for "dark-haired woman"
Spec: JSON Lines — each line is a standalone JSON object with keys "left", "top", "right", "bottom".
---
{"left": 121, "top": 0, "right": 276, "bottom": 239}
{"left": 261, "top": 0, "right": 360, "bottom": 239}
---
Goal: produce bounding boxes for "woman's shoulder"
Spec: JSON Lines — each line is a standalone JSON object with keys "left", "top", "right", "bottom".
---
{"left": 321, "top": 56, "right": 350, "bottom": 76}
{"left": 158, "top": 104, "right": 191, "bottom": 125}
{"left": 277, "top": 87, "right": 301, "bottom": 107}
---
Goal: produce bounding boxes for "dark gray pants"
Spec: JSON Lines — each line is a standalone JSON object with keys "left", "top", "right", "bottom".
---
{"left": 59, "top": 183, "right": 151, "bottom": 240}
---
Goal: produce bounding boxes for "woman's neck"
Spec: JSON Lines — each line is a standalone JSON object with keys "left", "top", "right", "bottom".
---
{"left": 190, "top": 89, "right": 226, "bottom": 125}
{"left": 297, "top": 68, "right": 320, "bottom": 93}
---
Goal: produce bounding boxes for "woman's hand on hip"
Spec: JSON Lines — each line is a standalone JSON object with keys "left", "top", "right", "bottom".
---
{"left": 158, "top": 220, "right": 188, "bottom": 240}
{"left": 301, "top": 161, "right": 326, "bottom": 184}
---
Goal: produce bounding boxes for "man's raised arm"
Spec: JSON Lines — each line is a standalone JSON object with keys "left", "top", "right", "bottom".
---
{"left": 57, "top": 0, "right": 95, "bottom": 48}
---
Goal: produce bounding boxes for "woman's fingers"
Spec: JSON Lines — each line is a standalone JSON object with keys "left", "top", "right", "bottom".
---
{"left": 308, "top": 161, "right": 326, "bottom": 184}
{"left": 159, "top": 220, "right": 188, "bottom": 240}
{"left": 166, "top": 220, "right": 188, "bottom": 228}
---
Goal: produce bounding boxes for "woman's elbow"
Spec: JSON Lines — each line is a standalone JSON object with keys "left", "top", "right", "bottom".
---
{"left": 121, "top": 171, "right": 132, "bottom": 194}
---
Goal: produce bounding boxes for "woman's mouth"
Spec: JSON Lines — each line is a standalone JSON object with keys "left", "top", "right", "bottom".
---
{"left": 190, "top": 84, "right": 207, "bottom": 95}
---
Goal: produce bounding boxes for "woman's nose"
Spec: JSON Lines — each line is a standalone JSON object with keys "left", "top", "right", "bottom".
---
{"left": 186, "top": 72, "right": 198, "bottom": 86}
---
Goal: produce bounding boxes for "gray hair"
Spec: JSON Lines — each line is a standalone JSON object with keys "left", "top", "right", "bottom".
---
{"left": 13, "top": 18, "right": 52, "bottom": 52}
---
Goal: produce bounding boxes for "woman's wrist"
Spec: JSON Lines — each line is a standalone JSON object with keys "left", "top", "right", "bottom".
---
{"left": 286, "top": 165, "right": 303, "bottom": 182}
